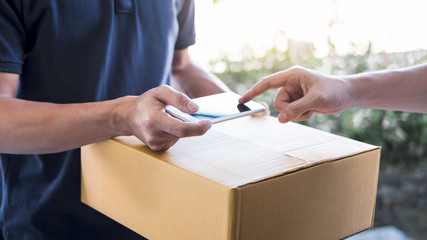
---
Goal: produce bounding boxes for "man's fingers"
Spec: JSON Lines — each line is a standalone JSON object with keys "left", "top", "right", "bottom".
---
{"left": 155, "top": 85, "right": 199, "bottom": 113}
{"left": 150, "top": 138, "right": 180, "bottom": 152}
{"left": 273, "top": 87, "right": 291, "bottom": 112}
{"left": 279, "top": 92, "right": 318, "bottom": 123}
{"left": 295, "top": 110, "right": 314, "bottom": 121}
{"left": 160, "top": 113, "right": 212, "bottom": 138}
{"left": 166, "top": 120, "right": 212, "bottom": 138}
{"left": 239, "top": 71, "right": 292, "bottom": 104}
{"left": 138, "top": 116, "right": 212, "bottom": 151}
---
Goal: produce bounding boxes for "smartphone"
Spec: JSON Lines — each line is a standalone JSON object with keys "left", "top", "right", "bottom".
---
{"left": 165, "top": 92, "right": 265, "bottom": 123}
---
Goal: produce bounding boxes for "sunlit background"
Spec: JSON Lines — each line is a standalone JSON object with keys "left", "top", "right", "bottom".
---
{"left": 191, "top": 0, "right": 427, "bottom": 65}
{"left": 189, "top": 1, "right": 427, "bottom": 240}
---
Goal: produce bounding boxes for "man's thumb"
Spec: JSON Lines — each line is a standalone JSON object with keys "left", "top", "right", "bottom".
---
{"left": 158, "top": 86, "right": 199, "bottom": 113}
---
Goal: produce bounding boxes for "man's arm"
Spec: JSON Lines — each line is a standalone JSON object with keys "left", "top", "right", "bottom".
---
{"left": 171, "top": 49, "right": 230, "bottom": 98}
{"left": 0, "top": 72, "right": 121, "bottom": 153}
{"left": 347, "top": 63, "right": 427, "bottom": 112}
{"left": 0, "top": 73, "right": 211, "bottom": 154}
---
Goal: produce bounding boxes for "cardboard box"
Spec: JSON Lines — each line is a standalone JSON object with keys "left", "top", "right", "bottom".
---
{"left": 81, "top": 116, "right": 380, "bottom": 240}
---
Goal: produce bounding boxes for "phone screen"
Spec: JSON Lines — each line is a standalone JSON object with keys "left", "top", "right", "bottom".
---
{"left": 191, "top": 103, "right": 257, "bottom": 120}
{"left": 189, "top": 93, "right": 264, "bottom": 122}
{"left": 165, "top": 92, "right": 265, "bottom": 123}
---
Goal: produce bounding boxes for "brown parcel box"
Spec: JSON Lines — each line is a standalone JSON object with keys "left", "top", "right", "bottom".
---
{"left": 81, "top": 116, "right": 380, "bottom": 240}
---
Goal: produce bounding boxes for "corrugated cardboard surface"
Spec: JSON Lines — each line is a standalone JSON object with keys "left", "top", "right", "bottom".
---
{"left": 234, "top": 150, "right": 379, "bottom": 240}
{"left": 81, "top": 116, "right": 380, "bottom": 240}
{"left": 81, "top": 139, "right": 233, "bottom": 240}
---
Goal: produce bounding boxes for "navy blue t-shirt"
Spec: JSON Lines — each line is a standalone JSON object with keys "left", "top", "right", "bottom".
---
{"left": 0, "top": 0, "right": 195, "bottom": 239}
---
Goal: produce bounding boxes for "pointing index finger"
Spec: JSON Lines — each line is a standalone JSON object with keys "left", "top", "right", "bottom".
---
{"left": 238, "top": 71, "right": 292, "bottom": 104}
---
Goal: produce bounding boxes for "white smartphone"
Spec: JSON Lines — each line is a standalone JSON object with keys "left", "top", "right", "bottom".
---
{"left": 165, "top": 92, "right": 266, "bottom": 123}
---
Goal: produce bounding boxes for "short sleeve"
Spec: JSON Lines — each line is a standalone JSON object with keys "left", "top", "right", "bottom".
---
{"left": 0, "top": 1, "right": 25, "bottom": 74}
{"left": 174, "top": 0, "right": 196, "bottom": 50}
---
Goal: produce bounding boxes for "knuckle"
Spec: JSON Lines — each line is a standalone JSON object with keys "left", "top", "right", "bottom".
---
{"left": 295, "top": 117, "right": 307, "bottom": 121}
{"left": 145, "top": 138, "right": 163, "bottom": 151}
{"left": 299, "top": 113, "right": 312, "bottom": 121}
{"left": 142, "top": 115, "right": 157, "bottom": 129}
{"left": 289, "top": 65, "right": 305, "bottom": 77}
{"left": 260, "top": 78, "right": 272, "bottom": 89}
{"left": 287, "top": 104, "right": 301, "bottom": 117}
{"left": 144, "top": 135, "right": 157, "bottom": 146}
{"left": 170, "top": 127, "right": 185, "bottom": 137}
{"left": 153, "top": 85, "right": 172, "bottom": 97}
{"left": 158, "top": 85, "right": 170, "bottom": 92}
{"left": 179, "top": 125, "right": 204, "bottom": 137}
{"left": 149, "top": 86, "right": 164, "bottom": 96}
{"left": 273, "top": 100, "right": 282, "bottom": 111}
{"left": 174, "top": 92, "right": 189, "bottom": 107}
{"left": 148, "top": 144, "right": 162, "bottom": 151}
{"left": 287, "top": 103, "right": 297, "bottom": 112}
{"left": 259, "top": 76, "right": 268, "bottom": 83}
{"left": 290, "top": 65, "right": 302, "bottom": 71}
{"left": 192, "top": 127, "right": 205, "bottom": 136}
{"left": 144, "top": 88, "right": 155, "bottom": 96}
{"left": 255, "top": 77, "right": 268, "bottom": 89}
{"left": 314, "top": 91, "right": 328, "bottom": 106}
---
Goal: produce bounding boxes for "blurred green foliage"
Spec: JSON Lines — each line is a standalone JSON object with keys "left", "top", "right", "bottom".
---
{"left": 209, "top": 37, "right": 427, "bottom": 168}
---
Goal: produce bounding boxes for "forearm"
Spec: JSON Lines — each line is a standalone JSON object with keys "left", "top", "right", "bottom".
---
{"left": 172, "top": 62, "right": 230, "bottom": 98}
{"left": 0, "top": 97, "right": 128, "bottom": 154}
{"left": 346, "top": 63, "right": 427, "bottom": 113}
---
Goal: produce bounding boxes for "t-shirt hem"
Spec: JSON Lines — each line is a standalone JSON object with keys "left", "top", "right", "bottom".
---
{"left": 0, "top": 61, "right": 22, "bottom": 74}
{"left": 175, "top": 38, "right": 196, "bottom": 51}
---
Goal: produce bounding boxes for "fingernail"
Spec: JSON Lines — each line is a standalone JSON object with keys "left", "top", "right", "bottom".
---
{"left": 279, "top": 112, "right": 289, "bottom": 123}
{"left": 187, "top": 101, "right": 199, "bottom": 112}
{"left": 238, "top": 97, "right": 245, "bottom": 104}
{"left": 198, "top": 120, "right": 212, "bottom": 130}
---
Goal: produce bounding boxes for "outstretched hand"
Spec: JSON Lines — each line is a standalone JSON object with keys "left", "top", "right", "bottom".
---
{"left": 239, "top": 66, "right": 354, "bottom": 123}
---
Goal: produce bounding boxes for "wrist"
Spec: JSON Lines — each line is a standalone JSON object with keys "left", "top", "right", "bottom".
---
{"left": 343, "top": 74, "right": 365, "bottom": 109}
{"left": 109, "top": 96, "right": 136, "bottom": 137}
